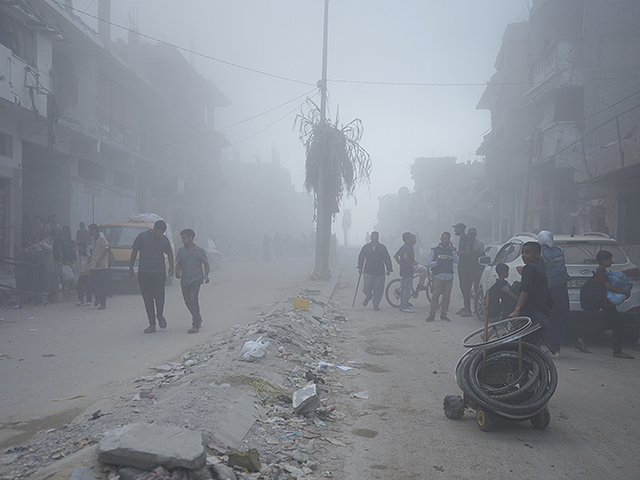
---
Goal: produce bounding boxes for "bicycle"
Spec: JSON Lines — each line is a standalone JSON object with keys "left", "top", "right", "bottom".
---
{"left": 385, "top": 269, "right": 437, "bottom": 308}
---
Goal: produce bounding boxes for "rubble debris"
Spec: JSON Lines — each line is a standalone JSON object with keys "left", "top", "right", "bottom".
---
{"left": 226, "top": 448, "right": 261, "bottom": 472}
{"left": 97, "top": 423, "right": 206, "bottom": 470}
{"left": 292, "top": 383, "right": 321, "bottom": 414}
{"left": 210, "top": 464, "right": 237, "bottom": 480}
{"left": 304, "top": 369, "right": 325, "bottom": 384}
{"left": 117, "top": 466, "right": 148, "bottom": 480}
{"left": 69, "top": 466, "right": 95, "bottom": 480}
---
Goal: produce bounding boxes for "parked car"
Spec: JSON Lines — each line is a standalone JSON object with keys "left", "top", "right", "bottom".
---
{"left": 474, "top": 232, "right": 640, "bottom": 341}
{"left": 100, "top": 215, "right": 175, "bottom": 288}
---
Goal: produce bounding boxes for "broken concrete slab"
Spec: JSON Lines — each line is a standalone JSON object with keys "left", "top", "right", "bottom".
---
{"left": 97, "top": 423, "right": 206, "bottom": 470}
{"left": 213, "top": 393, "right": 259, "bottom": 449}
{"left": 292, "top": 383, "right": 321, "bottom": 414}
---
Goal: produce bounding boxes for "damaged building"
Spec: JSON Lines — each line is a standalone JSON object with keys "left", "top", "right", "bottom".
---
{"left": 477, "top": 0, "right": 640, "bottom": 260}
{"left": 0, "top": 0, "right": 229, "bottom": 257}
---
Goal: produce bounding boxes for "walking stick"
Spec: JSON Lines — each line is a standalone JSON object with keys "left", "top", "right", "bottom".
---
{"left": 352, "top": 271, "right": 362, "bottom": 307}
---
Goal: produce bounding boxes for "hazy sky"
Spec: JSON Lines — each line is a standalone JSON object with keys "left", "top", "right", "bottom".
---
{"left": 73, "top": 0, "right": 530, "bottom": 242}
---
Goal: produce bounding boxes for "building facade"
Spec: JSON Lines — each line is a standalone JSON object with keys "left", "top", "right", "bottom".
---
{"left": 477, "top": 0, "right": 640, "bottom": 253}
{"left": 0, "top": 0, "right": 229, "bottom": 260}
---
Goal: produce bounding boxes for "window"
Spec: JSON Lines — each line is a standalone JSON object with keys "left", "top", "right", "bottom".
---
{"left": 78, "top": 158, "right": 105, "bottom": 183}
{"left": 494, "top": 243, "right": 523, "bottom": 264}
{"left": 556, "top": 242, "right": 629, "bottom": 265}
{"left": 0, "top": 131, "right": 12, "bottom": 157}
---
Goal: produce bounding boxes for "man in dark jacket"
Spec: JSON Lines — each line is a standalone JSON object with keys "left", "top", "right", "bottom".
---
{"left": 357, "top": 231, "right": 393, "bottom": 311}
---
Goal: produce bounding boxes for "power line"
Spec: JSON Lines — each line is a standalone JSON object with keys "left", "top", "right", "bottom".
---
{"left": 329, "top": 75, "right": 640, "bottom": 87}
{"left": 230, "top": 92, "right": 320, "bottom": 147}
{"left": 51, "top": 0, "right": 315, "bottom": 86}
{"left": 217, "top": 88, "right": 316, "bottom": 132}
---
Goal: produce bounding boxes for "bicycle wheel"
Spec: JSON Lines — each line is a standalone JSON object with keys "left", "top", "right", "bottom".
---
{"left": 462, "top": 317, "right": 532, "bottom": 348}
{"left": 426, "top": 275, "right": 433, "bottom": 302}
{"left": 385, "top": 278, "right": 402, "bottom": 308}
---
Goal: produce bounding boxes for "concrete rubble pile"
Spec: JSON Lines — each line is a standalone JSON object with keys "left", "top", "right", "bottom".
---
{"left": 0, "top": 275, "right": 369, "bottom": 480}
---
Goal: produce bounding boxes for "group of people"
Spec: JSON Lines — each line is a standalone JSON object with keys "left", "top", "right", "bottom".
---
{"left": 80, "top": 220, "right": 210, "bottom": 334}
{"left": 128, "top": 221, "right": 209, "bottom": 335}
{"left": 357, "top": 224, "right": 485, "bottom": 322}
{"left": 357, "top": 226, "right": 634, "bottom": 359}
{"left": 24, "top": 216, "right": 210, "bottom": 335}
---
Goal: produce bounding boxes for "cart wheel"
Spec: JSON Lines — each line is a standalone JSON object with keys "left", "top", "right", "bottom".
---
{"left": 476, "top": 408, "right": 494, "bottom": 432}
{"left": 443, "top": 395, "right": 465, "bottom": 419}
{"left": 530, "top": 407, "right": 551, "bottom": 430}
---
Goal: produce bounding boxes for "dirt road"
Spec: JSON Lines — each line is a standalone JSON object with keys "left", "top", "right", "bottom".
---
{"left": 331, "top": 254, "right": 640, "bottom": 479}
{"left": 0, "top": 256, "right": 314, "bottom": 450}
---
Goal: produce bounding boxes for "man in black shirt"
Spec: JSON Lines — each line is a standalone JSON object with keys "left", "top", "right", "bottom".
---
{"left": 130, "top": 220, "right": 174, "bottom": 333}
{"left": 357, "top": 231, "right": 393, "bottom": 311}
{"left": 509, "top": 242, "right": 549, "bottom": 344}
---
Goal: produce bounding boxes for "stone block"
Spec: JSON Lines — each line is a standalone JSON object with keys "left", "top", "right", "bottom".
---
{"left": 292, "top": 383, "right": 320, "bottom": 414}
{"left": 97, "top": 423, "right": 206, "bottom": 470}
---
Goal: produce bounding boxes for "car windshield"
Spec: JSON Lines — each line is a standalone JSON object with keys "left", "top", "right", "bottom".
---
{"left": 494, "top": 243, "right": 522, "bottom": 264}
{"left": 100, "top": 225, "right": 148, "bottom": 247}
{"left": 556, "top": 242, "right": 629, "bottom": 265}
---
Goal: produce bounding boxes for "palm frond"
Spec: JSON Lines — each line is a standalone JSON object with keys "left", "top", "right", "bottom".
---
{"left": 294, "top": 99, "right": 371, "bottom": 214}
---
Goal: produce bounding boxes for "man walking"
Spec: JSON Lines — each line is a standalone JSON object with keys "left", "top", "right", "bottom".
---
{"left": 88, "top": 224, "right": 109, "bottom": 310}
{"left": 130, "top": 220, "right": 174, "bottom": 333}
{"left": 175, "top": 228, "right": 210, "bottom": 334}
{"left": 426, "top": 231, "right": 459, "bottom": 322}
{"left": 357, "top": 231, "right": 393, "bottom": 311}
{"left": 453, "top": 223, "right": 474, "bottom": 317}
{"left": 394, "top": 232, "right": 416, "bottom": 313}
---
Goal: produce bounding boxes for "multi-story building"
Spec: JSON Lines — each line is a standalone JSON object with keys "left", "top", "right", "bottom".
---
{"left": 477, "top": 0, "right": 640, "bottom": 255}
{"left": 0, "top": 0, "right": 229, "bottom": 259}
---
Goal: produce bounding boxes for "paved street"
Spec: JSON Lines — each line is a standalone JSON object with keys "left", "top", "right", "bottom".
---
{"left": 333, "top": 254, "right": 640, "bottom": 479}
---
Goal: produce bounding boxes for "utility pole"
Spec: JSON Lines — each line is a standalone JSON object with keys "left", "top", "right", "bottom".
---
{"left": 315, "top": 0, "right": 330, "bottom": 277}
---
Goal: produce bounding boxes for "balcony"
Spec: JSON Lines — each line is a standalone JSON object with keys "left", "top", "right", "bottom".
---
{"left": 0, "top": 43, "right": 49, "bottom": 118}
{"left": 526, "top": 39, "right": 583, "bottom": 100}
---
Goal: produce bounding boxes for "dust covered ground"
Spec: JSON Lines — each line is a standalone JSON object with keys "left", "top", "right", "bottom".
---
{"left": 2, "top": 251, "right": 640, "bottom": 480}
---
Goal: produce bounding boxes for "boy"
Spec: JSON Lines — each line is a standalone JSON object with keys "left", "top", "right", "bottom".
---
{"left": 175, "top": 228, "right": 210, "bottom": 334}
{"left": 508, "top": 242, "right": 549, "bottom": 344}
{"left": 394, "top": 232, "right": 416, "bottom": 313}
{"left": 576, "top": 250, "right": 633, "bottom": 359}
{"left": 487, "top": 263, "right": 518, "bottom": 322}
{"left": 75, "top": 241, "right": 92, "bottom": 306}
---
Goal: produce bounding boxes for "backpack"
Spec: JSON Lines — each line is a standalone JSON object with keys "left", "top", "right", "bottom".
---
{"left": 580, "top": 272, "right": 602, "bottom": 312}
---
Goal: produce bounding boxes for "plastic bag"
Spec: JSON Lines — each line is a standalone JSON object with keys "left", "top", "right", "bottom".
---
{"left": 606, "top": 270, "right": 632, "bottom": 306}
{"left": 128, "top": 213, "right": 164, "bottom": 223}
{"left": 241, "top": 336, "right": 270, "bottom": 361}
{"left": 60, "top": 265, "right": 76, "bottom": 285}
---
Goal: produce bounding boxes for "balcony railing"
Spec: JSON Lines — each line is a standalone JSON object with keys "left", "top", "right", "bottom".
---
{"left": 527, "top": 39, "right": 582, "bottom": 96}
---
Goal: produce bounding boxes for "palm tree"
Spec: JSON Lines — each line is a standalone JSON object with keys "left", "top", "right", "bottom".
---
{"left": 296, "top": 99, "right": 371, "bottom": 277}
